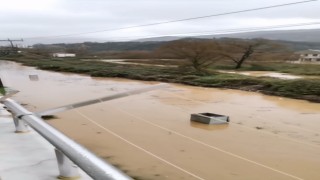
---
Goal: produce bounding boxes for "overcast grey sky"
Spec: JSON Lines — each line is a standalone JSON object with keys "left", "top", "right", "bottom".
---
{"left": 1, "top": 0, "right": 320, "bottom": 44}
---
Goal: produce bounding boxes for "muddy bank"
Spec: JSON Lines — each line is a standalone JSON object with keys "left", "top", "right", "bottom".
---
{"left": 1, "top": 60, "right": 320, "bottom": 180}
{"left": 3, "top": 58, "right": 320, "bottom": 103}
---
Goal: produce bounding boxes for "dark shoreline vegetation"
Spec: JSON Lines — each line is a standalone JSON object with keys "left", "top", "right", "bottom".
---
{"left": 2, "top": 57, "right": 320, "bottom": 103}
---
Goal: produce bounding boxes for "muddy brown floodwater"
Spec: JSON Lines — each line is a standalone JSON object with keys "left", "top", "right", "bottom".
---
{"left": 1, "top": 60, "right": 320, "bottom": 180}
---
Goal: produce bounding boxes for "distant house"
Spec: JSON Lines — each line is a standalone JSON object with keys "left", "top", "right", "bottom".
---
{"left": 297, "top": 49, "right": 320, "bottom": 63}
{"left": 52, "top": 53, "right": 76, "bottom": 58}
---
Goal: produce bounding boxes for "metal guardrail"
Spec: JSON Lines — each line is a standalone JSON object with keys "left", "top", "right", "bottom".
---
{"left": 3, "top": 98, "right": 132, "bottom": 180}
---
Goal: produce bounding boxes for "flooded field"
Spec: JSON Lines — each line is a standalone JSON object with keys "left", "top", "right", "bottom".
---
{"left": 218, "top": 70, "right": 303, "bottom": 79}
{"left": 1, "top": 60, "right": 320, "bottom": 180}
{"left": 83, "top": 59, "right": 178, "bottom": 68}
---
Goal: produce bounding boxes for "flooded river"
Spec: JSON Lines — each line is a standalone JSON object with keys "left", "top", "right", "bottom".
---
{"left": 1, "top": 60, "right": 320, "bottom": 180}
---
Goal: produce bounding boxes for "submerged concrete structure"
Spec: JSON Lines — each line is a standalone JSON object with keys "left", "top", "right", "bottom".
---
{"left": 191, "top": 112, "right": 229, "bottom": 124}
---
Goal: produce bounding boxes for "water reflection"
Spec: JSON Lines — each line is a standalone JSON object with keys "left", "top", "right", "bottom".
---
{"left": 29, "top": 75, "right": 39, "bottom": 81}
{"left": 261, "top": 95, "right": 320, "bottom": 112}
{"left": 190, "top": 121, "right": 229, "bottom": 131}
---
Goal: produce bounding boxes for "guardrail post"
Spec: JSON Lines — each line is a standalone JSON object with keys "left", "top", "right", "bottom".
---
{"left": 55, "top": 149, "right": 80, "bottom": 179}
{"left": 13, "top": 116, "right": 29, "bottom": 133}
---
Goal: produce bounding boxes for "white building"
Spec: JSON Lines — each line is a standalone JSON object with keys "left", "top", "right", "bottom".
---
{"left": 298, "top": 49, "right": 320, "bottom": 62}
{"left": 52, "top": 53, "right": 76, "bottom": 58}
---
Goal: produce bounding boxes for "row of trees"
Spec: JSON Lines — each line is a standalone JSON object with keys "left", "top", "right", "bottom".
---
{"left": 158, "top": 38, "right": 290, "bottom": 72}
{"left": 27, "top": 38, "right": 293, "bottom": 73}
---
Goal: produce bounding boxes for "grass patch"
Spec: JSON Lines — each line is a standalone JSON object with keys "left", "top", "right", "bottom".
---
{"left": 0, "top": 87, "right": 6, "bottom": 95}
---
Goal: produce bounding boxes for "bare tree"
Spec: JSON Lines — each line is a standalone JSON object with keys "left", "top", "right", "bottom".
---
{"left": 159, "top": 40, "right": 221, "bottom": 73}
{"left": 218, "top": 39, "right": 284, "bottom": 69}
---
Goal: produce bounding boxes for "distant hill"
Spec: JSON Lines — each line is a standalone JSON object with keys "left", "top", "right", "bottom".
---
{"left": 134, "top": 36, "right": 183, "bottom": 42}
{"left": 274, "top": 40, "right": 320, "bottom": 51}
{"left": 201, "top": 29, "right": 320, "bottom": 42}
{"left": 136, "top": 29, "right": 320, "bottom": 43}
{"left": 32, "top": 29, "right": 320, "bottom": 53}
{"left": 33, "top": 41, "right": 167, "bottom": 52}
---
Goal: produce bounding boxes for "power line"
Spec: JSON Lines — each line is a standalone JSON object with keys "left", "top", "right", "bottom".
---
{"left": 24, "top": 0, "right": 317, "bottom": 39}
{"left": 173, "top": 22, "right": 320, "bottom": 36}
{"left": 102, "top": 22, "right": 320, "bottom": 42}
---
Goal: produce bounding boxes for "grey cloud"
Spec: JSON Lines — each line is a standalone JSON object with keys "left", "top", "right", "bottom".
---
{"left": 1, "top": 0, "right": 320, "bottom": 44}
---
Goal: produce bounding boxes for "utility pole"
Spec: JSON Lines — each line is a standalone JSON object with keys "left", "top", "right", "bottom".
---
{"left": 0, "top": 38, "right": 23, "bottom": 48}
{"left": 0, "top": 38, "right": 23, "bottom": 55}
